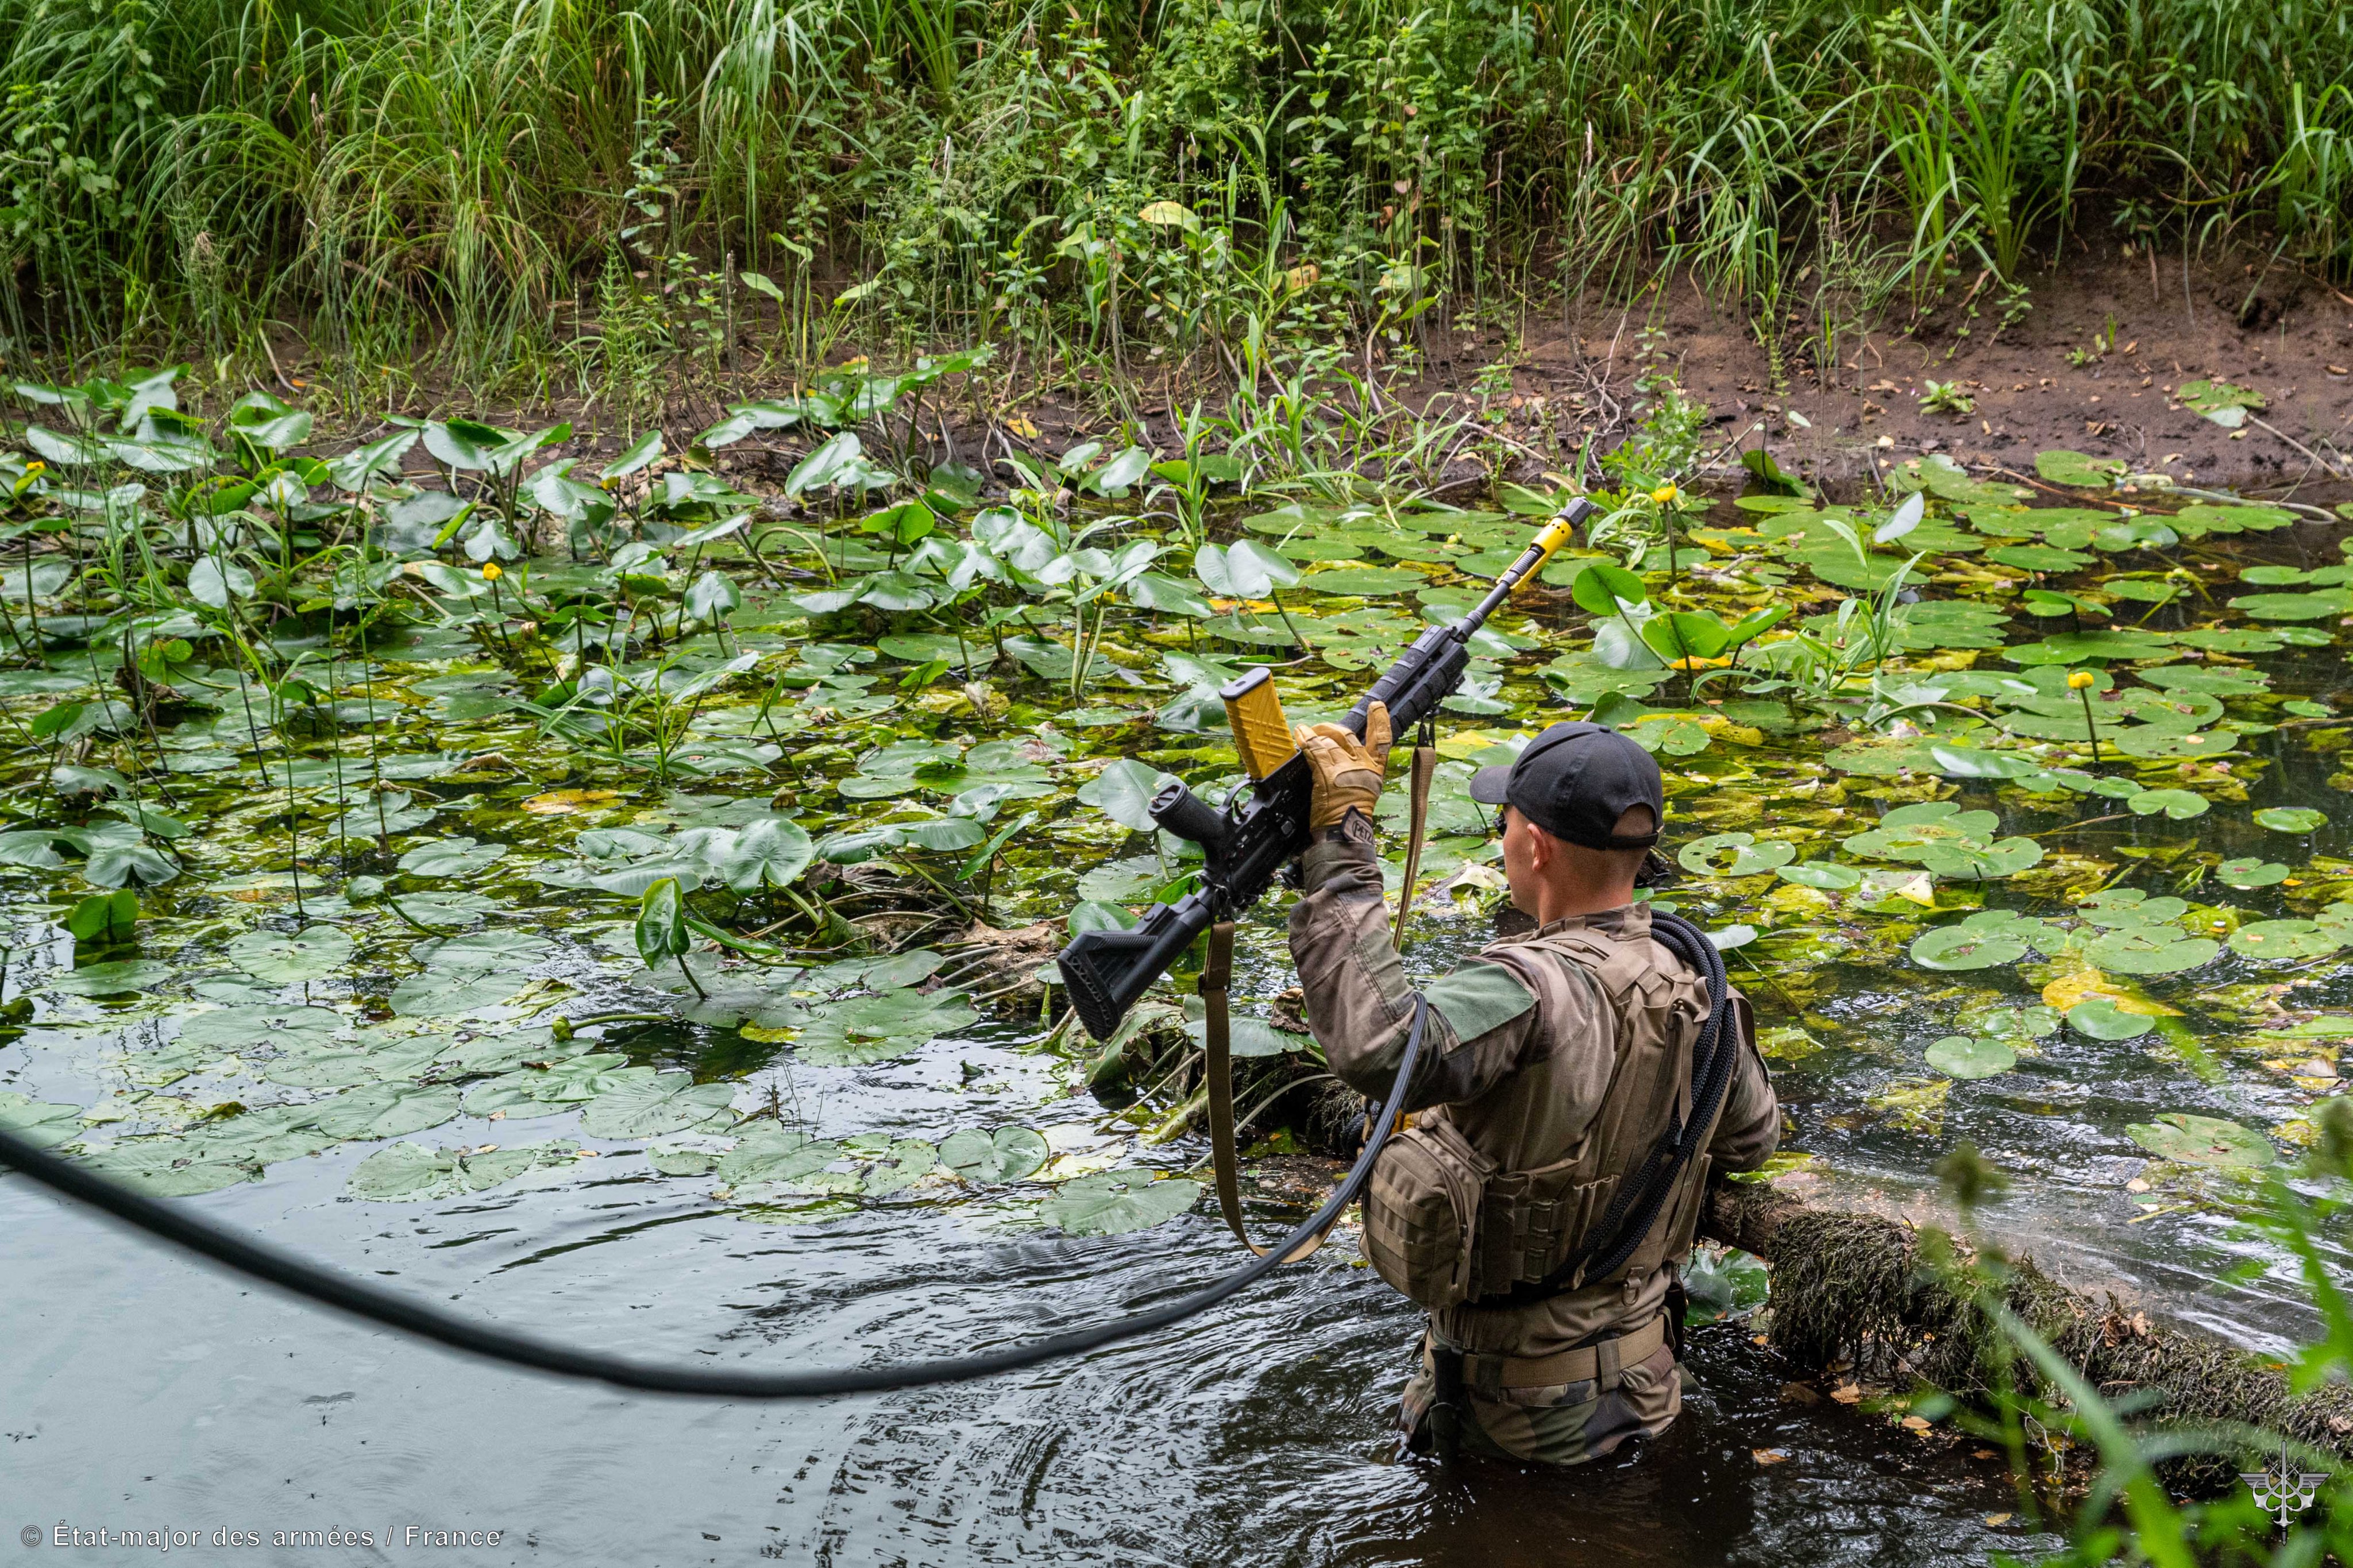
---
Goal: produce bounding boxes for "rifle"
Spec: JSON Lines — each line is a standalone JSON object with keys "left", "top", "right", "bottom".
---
{"left": 1056, "top": 498, "right": 1596, "bottom": 1041}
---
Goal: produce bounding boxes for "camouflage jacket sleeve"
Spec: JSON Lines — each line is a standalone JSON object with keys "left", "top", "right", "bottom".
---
{"left": 1286, "top": 813, "right": 1544, "bottom": 1111}
{"left": 1704, "top": 994, "right": 1781, "bottom": 1173}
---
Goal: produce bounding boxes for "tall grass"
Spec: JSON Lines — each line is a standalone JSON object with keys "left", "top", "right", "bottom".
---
{"left": 2, "top": 0, "right": 2348, "bottom": 397}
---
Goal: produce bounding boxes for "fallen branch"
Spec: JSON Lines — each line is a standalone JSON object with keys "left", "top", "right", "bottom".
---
{"left": 1701, "top": 1181, "right": 2353, "bottom": 1485}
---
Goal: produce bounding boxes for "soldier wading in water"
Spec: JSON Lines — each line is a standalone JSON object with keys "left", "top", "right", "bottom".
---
{"left": 1287, "top": 709, "right": 1780, "bottom": 1464}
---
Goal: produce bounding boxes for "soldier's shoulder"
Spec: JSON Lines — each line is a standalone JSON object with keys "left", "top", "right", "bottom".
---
{"left": 1424, "top": 957, "right": 1539, "bottom": 1041}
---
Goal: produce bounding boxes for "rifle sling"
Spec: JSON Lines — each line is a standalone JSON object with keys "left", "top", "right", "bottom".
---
{"left": 1205, "top": 921, "right": 1325, "bottom": 1260}
{"left": 1391, "top": 741, "right": 1437, "bottom": 955}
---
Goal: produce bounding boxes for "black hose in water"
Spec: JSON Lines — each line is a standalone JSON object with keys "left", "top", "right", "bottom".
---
{"left": 0, "top": 998, "right": 1427, "bottom": 1399}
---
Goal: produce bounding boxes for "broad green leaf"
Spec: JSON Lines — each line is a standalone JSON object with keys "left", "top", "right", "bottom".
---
{"left": 1676, "top": 832, "right": 1795, "bottom": 877}
{"left": 178, "top": 1005, "right": 342, "bottom": 1051}
{"left": 718, "top": 818, "right": 815, "bottom": 892}
{"left": 2035, "top": 450, "right": 2125, "bottom": 486}
{"left": 48, "top": 958, "right": 177, "bottom": 994}
{"left": 464, "top": 1055, "right": 647, "bottom": 1116}
{"left": 1924, "top": 1034, "right": 2015, "bottom": 1079}
{"left": 1078, "top": 759, "right": 1182, "bottom": 833}
{"left": 2127, "top": 789, "right": 2209, "bottom": 821}
{"left": 2228, "top": 920, "right": 2342, "bottom": 961}
{"left": 226, "top": 925, "right": 354, "bottom": 983}
{"left": 397, "top": 836, "right": 508, "bottom": 878}
{"left": 306, "top": 1083, "right": 464, "bottom": 1140}
{"left": 1571, "top": 563, "right": 1647, "bottom": 615}
{"left": 0, "top": 1091, "right": 84, "bottom": 1149}
{"left": 350, "top": 1139, "right": 581, "bottom": 1200}
{"left": 940, "top": 1126, "right": 1050, "bottom": 1183}
{"left": 859, "top": 1138, "right": 939, "bottom": 1195}
{"left": 793, "top": 989, "right": 978, "bottom": 1066}
{"left": 2127, "top": 1113, "right": 2273, "bottom": 1168}
{"left": 579, "top": 1073, "right": 737, "bottom": 1137}
{"left": 2256, "top": 808, "right": 2327, "bottom": 833}
{"left": 2083, "top": 930, "right": 2219, "bottom": 976}
{"left": 80, "top": 840, "right": 180, "bottom": 889}
{"left": 415, "top": 928, "right": 554, "bottom": 972}
{"left": 80, "top": 1140, "right": 260, "bottom": 1196}
{"left": 1910, "top": 926, "right": 2028, "bottom": 971}
{"left": 2177, "top": 379, "right": 2263, "bottom": 427}
{"left": 2066, "top": 999, "right": 2153, "bottom": 1040}
{"left": 1038, "top": 1168, "right": 1201, "bottom": 1235}
{"left": 263, "top": 1034, "right": 443, "bottom": 1089}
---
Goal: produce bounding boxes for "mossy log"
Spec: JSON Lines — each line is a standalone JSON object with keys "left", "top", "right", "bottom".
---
{"left": 1700, "top": 1180, "right": 2353, "bottom": 1486}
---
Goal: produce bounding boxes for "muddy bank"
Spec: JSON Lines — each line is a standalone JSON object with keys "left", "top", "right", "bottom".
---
{"left": 1461, "top": 251, "right": 2353, "bottom": 496}
{"left": 236, "top": 250, "right": 2353, "bottom": 505}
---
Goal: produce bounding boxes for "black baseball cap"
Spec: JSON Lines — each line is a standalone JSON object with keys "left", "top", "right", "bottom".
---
{"left": 1468, "top": 722, "right": 1664, "bottom": 849}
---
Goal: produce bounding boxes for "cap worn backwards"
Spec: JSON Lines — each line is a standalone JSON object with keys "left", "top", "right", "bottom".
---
{"left": 1468, "top": 721, "right": 1665, "bottom": 850}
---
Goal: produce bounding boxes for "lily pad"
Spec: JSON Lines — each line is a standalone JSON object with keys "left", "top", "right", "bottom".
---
{"left": 396, "top": 836, "right": 509, "bottom": 878}
{"left": 2066, "top": 999, "right": 2154, "bottom": 1040}
{"left": 578, "top": 1072, "right": 738, "bottom": 1137}
{"left": 1677, "top": 832, "right": 1797, "bottom": 878}
{"left": 858, "top": 1137, "right": 940, "bottom": 1195}
{"left": 263, "top": 1034, "right": 444, "bottom": 1089}
{"left": 2082, "top": 929, "right": 2220, "bottom": 976}
{"left": 2256, "top": 808, "right": 2327, "bottom": 833}
{"left": 177, "top": 1005, "right": 343, "bottom": 1052}
{"left": 941, "top": 1126, "right": 1051, "bottom": 1183}
{"left": 1911, "top": 925, "right": 2029, "bottom": 971}
{"left": 80, "top": 1139, "right": 261, "bottom": 1196}
{"left": 2127, "top": 789, "right": 2209, "bottom": 821}
{"left": 1078, "top": 760, "right": 1183, "bottom": 834}
{"left": 0, "top": 1092, "right": 84, "bottom": 1149}
{"left": 349, "top": 1139, "right": 581, "bottom": 1200}
{"left": 792, "top": 988, "right": 979, "bottom": 1066}
{"left": 225, "top": 925, "right": 355, "bottom": 983}
{"left": 1777, "top": 861, "right": 1862, "bottom": 890}
{"left": 48, "top": 959, "right": 178, "bottom": 995}
{"left": 464, "top": 1054, "right": 647, "bottom": 1116}
{"left": 2126, "top": 1113, "right": 2273, "bottom": 1168}
{"left": 1924, "top": 1034, "right": 2016, "bottom": 1079}
{"left": 1038, "top": 1167, "right": 1201, "bottom": 1235}
{"left": 2227, "top": 920, "right": 2342, "bottom": 961}
{"left": 306, "top": 1082, "right": 465, "bottom": 1140}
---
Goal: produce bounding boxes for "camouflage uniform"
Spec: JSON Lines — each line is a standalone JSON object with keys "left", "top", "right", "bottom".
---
{"left": 1289, "top": 812, "right": 1780, "bottom": 1464}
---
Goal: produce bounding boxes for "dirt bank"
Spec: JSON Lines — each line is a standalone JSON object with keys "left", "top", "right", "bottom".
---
{"left": 1467, "top": 251, "right": 2353, "bottom": 496}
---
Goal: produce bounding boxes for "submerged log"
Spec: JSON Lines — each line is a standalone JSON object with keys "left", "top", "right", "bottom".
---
{"left": 1700, "top": 1180, "right": 2353, "bottom": 1485}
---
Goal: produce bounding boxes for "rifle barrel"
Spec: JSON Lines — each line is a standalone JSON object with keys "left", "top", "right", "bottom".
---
{"left": 1461, "top": 497, "right": 1594, "bottom": 632}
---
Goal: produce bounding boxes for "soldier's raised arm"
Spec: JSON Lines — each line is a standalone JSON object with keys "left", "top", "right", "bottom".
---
{"left": 1287, "top": 804, "right": 1554, "bottom": 1112}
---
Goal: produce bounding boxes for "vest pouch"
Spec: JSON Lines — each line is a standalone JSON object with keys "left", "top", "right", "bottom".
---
{"left": 1362, "top": 1118, "right": 1494, "bottom": 1311}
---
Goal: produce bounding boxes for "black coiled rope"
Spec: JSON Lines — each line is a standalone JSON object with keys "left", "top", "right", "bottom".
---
{"left": 0, "top": 999, "right": 1426, "bottom": 1399}
{"left": 1503, "top": 905, "right": 1736, "bottom": 1302}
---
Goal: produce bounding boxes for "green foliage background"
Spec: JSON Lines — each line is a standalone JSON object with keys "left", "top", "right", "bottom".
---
{"left": 1, "top": 0, "right": 2350, "bottom": 388}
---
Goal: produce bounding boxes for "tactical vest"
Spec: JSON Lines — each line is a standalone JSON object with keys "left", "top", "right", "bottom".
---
{"left": 1360, "top": 925, "right": 1745, "bottom": 1314}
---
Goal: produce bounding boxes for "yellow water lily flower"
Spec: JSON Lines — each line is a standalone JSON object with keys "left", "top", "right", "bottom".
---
{"left": 482, "top": 562, "right": 503, "bottom": 582}
{"left": 2066, "top": 669, "right": 2095, "bottom": 690}
{"left": 1650, "top": 484, "right": 1679, "bottom": 505}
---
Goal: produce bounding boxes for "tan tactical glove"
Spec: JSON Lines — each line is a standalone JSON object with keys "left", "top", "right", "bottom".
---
{"left": 1295, "top": 701, "right": 1392, "bottom": 832}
